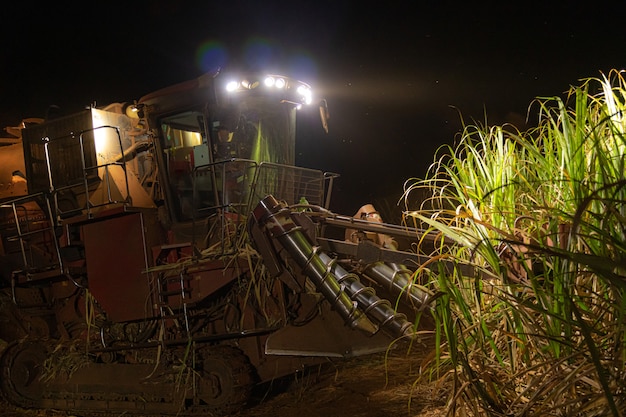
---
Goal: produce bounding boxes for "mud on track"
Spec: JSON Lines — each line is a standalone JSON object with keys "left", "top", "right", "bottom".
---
{"left": 2, "top": 336, "right": 448, "bottom": 417}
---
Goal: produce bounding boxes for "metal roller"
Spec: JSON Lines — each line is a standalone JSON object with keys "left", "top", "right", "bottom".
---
{"left": 252, "top": 195, "right": 415, "bottom": 339}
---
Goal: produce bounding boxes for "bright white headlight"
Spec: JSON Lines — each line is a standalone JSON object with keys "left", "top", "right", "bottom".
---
{"left": 297, "top": 85, "right": 312, "bottom": 104}
{"left": 264, "top": 76, "right": 275, "bottom": 87}
{"left": 226, "top": 81, "right": 239, "bottom": 92}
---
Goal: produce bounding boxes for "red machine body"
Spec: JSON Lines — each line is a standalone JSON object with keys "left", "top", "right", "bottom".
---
{"left": 0, "top": 70, "right": 435, "bottom": 416}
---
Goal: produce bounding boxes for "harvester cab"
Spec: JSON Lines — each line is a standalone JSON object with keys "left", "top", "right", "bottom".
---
{"left": 135, "top": 71, "right": 330, "bottom": 249}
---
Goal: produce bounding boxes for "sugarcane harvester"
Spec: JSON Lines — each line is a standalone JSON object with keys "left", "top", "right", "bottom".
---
{"left": 0, "top": 70, "right": 435, "bottom": 416}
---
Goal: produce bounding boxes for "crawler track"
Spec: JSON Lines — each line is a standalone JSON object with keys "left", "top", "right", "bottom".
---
{"left": 0, "top": 339, "right": 256, "bottom": 416}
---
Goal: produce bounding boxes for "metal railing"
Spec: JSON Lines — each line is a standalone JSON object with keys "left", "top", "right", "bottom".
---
{"left": 0, "top": 193, "right": 63, "bottom": 280}
{"left": 43, "top": 125, "right": 132, "bottom": 219}
{"left": 0, "top": 125, "right": 133, "bottom": 280}
{"left": 189, "top": 159, "right": 335, "bottom": 254}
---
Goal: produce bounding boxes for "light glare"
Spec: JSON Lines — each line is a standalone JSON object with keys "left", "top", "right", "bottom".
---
{"left": 297, "top": 85, "right": 313, "bottom": 104}
{"left": 226, "top": 81, "right": 239, "bottom": 91}
{"left": 227, "top": 74, "right": 315, "bottom": 106}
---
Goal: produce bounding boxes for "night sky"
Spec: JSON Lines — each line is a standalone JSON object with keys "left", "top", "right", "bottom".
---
{"left": 2, "top": 1, "right": 626, "bottom": 216}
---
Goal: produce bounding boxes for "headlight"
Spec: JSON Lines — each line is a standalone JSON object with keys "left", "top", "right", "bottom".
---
{"left": 225, "top": 74, "right": 314, "bottom": 106}
{"left": 297, "top": 85, "right": 312, "bottom": 105}
{"left": 225, "top": 81, "right": 240, "bottom": 92}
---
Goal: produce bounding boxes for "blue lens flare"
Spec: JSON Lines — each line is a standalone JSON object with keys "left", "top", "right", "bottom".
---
{"left": 196, "top": 40, "right": 228, "bottom": 72}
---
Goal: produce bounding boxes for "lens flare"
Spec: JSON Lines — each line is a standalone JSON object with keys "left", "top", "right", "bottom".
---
{"left": 195, "top": 40, "right": 228, "bottom": 72}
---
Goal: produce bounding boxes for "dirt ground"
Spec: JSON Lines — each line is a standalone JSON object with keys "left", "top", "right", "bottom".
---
{"left": 1, "top": 336, "right": 448, "bottom": 417}
{"left": 234, "top": 339, "right": 449, "bottom": 417}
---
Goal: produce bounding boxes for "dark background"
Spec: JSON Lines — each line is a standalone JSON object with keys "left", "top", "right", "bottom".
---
{"left": 1, "top": 1, "right": 625, "bottom": 216}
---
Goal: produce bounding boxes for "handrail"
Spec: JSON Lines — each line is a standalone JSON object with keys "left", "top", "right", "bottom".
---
{"left": 43, "top": 125, "right": 132, "bottom": 219}
{"left": 0, "top": 192, "right": 63, "bottom": 277}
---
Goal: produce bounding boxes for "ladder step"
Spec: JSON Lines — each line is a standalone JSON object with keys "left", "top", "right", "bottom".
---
{"left": 160, "top": 288, "right": 191, "bottom": 297}
{"left": 13, "top": 267, "right": 64, "bottom": 284}
{"left": 161, "top": 275, "right": 193, "bottom": 283}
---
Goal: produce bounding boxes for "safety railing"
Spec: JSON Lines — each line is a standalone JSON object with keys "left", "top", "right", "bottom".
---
{"left": 0, "top": 192, "right": 63, "bottom": 283}
{"left": 249, "top": 162, "right": 326, "bottom": 208}
{"left": 43, "top": 125, "right": 132, "bottom": 220}
{"left": 190, "top": 160, "right": 335, "bottom": 254}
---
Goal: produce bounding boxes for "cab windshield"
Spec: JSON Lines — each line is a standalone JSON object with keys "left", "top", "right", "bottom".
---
{"left": 160, "top": 97, "right": 298, "bottom": 222}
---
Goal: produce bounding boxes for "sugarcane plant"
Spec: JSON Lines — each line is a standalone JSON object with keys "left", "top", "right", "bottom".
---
{"left": 402, "top": 69, "right": 626, "bottom": 416}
